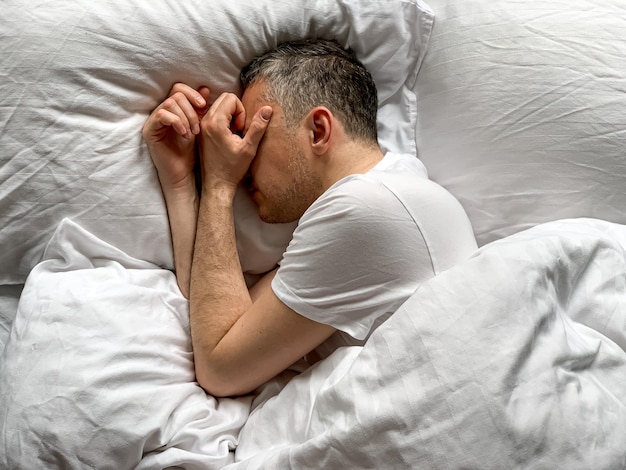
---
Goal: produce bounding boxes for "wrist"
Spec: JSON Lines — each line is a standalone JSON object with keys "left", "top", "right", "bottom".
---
{"left": 160, "top": 173, "right": 199, "bottom": 203}
{"left": 164, "top": 188, "right": 199, "bottom": 208}
{"left": 201, "top": 177, "right": 239, "bottom": 203}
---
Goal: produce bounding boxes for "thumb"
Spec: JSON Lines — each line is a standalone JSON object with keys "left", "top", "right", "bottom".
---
{"left": 243, "top": 106, "right": 273, "bottom": 150}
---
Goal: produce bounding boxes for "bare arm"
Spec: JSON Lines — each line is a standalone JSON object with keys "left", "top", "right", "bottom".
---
{"left": 190, "top": 93, "right": 335, "bottom": 397}
{"left": 190, "top": 180, "right": 251, "bottom": 359}
{"left": 161, "top": 186, "right": 198, "bottom": 298}
{"left": 142, "top": 83, "right": 210, "bottom": 297}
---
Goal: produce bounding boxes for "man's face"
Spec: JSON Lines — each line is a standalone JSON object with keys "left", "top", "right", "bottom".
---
{"left": 241, "top": 82, "right": 322, "bottom": 224}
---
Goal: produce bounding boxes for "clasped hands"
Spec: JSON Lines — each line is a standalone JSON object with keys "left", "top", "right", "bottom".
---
{"left": 142, "top": 83, "right": 273, "bottom": 199}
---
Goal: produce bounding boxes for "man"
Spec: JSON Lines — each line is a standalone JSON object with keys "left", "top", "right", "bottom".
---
{"left": 143, "top": 39, "right": 477, "bottom": 397}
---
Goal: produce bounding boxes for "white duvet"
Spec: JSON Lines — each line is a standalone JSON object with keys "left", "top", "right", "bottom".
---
{"left": 1, "top": 217, "right": 626, "bottom": 469}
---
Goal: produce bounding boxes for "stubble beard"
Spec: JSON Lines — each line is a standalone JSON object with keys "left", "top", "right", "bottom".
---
{"left": 256, "top": 153, "right": 323, "bottom": 224}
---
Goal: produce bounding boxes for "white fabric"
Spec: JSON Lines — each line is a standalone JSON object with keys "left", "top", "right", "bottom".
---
{"left": 273, "top": 152, "right": 477, "bottom": 341}
{"left": 0, "top": 0, "right": 434, "bottom": 352}
{"left": 415, "top": 0, "right": 626, "bottom": 246}
{"left": 0, "top": 0, "right": 434, "bottom": 285}
{"left": 0, "top": 219, "right": 252, "bottom": 469}
{"left": 2, "top": 218, "right": 626, "bottom": 468}
{"left": 233, "top": 218, "right": 626, "bottom": 469}
{"left": 0, "top": 285, "right": 22, "bottom": 353}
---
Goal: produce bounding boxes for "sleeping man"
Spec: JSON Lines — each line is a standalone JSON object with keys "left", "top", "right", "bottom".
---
{"left": 142, "top": 39, "right": 477, "bottom": 397}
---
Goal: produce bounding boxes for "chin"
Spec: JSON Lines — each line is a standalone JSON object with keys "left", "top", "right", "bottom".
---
{"left": 258, "top": 211, "right": 286, "bottom": 225}
{"left": 257, "top": 206, "right": 299, "bottom": 225}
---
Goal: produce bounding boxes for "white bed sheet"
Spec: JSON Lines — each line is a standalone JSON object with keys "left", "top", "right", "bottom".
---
{"left": 231, "top": 218, "right": 626, "bottom": 468}
{"left": 0, "top": 285, "right": 22, "bottom": 354}
{"left": 2, "top": 218, "right": 625, "bottom": 468}
{"left": 0, "top": 220, "right": 252, "bottom": 469}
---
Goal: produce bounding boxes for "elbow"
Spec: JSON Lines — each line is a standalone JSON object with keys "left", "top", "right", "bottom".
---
{"left": 194, "top": 356, "right": 251, "bottom": 398}
{"left": 195, "top": 367, "right": 233, "bottom": 398}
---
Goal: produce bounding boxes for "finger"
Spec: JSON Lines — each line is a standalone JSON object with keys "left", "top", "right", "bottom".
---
{"left": 154, "top": 107, "right": 191, "bottom": 138}
{"left": 211, "top": 92, "right": 245, "bottom": 119}
{"left": 170, "top": 92, "right": 202, "bottom": 135}
{"left": 170, "top": 82, "right": 208, "bottom": 108}
{"left": 197, "top": 86, "right": 211, "bottom": 103}
{"left": 143, "top": 105, "right": 184, "bottom": 138}
{"left": 196, "top": 86, "right": 212, "bottom": 121}
{"left": 143, "top": 108, "right": 190, "bottom": 141}
{"left": 204, "top": 93, "right": 246, "bottom": 134}
{"left": 160, "top": 97, "right": 195, "bottom": 137}
{"left": 242, "top": 106, "right": 273, "bottom": 151}
{"left": 232, "top": 108, "right": 247, "bottom": 135}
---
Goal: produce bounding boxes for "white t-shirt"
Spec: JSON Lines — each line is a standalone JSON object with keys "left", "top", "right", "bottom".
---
{"left": 271, "top": 152, "right": 477, "bottom": 344}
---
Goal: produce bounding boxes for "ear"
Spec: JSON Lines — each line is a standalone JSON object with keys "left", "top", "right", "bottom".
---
{"left": 304, "top": 107, "right": 333, "bottom": 155}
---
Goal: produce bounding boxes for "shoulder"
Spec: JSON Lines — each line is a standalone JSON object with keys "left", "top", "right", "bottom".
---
{"left": 298, "top": 152, "right": 450, "bottom": 231}
{"left": 297, "top": 175, "right": 414, "bottom": 236}
{"left": 283, "top": 172, "right": 428, "bottom": 275}
{"left": 302, "top": 152, "right": 429, "bottom": 221}
{"left": 294, "top": 153, "right": 478, "bottom": 273}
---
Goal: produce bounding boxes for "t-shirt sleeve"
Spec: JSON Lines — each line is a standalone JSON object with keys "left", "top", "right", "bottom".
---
{"left": 271, "top": 178, "right": 435, "bottom": 340}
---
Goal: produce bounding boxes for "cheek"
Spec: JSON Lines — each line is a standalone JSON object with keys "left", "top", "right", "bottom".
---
{"left": 249, "top": 141, "right": 268, "bottom": 176}
{"left": 249, "top": 154, "right": 272, "bottom": 191}
{"left": 251, "top": 141, "right": 280, "bottom": 177}
{"left": 251, "top": 133, "right": 297, "bottom": 185}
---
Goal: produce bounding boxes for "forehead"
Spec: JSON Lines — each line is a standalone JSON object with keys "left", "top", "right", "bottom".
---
{"left": 241, "top": 81, "right": 269, "bottom": 112}
{"left": 241, "top": 81, "right": 287, "bottom": 133}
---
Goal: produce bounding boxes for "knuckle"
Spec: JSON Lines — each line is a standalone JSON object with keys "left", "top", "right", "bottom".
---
{"left": 200, "top": 114, "right": 213, "bottom": 128}
{"left": 156, "top": 107, "right": 173, "bottom": 121}
{"left": 162, "top": 96, "right": 177, "bottom": 109}
{"left": 242, "top": 139, "right": 258, "bottom": 156}
{"left": 154, "top": 108, "right": 168, "bottom": 122}
{"left": 170, "top": 91, "right": 185, "bottom": 101}
{"left": 187, "top": 113, "right": 199, "bottom": 125}
{"left": 170, "top": 82, "right": 186, "bottom": 93}
{"left": 200, "top": 117, "right": 217, "bottom": 136}
{"left": 248, "top": 119, "right": 268, "bottom": 140}
{"left": 252, "top": 118, "right": 266, "bottom": 132}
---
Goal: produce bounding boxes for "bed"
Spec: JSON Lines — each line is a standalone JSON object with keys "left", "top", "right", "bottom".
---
{"left": 1, "top": 0, "right": 625, "bottom": 468}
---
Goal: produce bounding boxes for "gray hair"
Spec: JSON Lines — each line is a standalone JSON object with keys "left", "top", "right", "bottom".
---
{"left": 240, "top": 39, "right": 378, "bottom": 145}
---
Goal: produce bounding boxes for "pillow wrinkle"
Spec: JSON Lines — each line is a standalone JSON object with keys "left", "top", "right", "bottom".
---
{"left": 416, "top": 0, "right": 626, "bottom": 246}
{"left": 0, "top": 0, "right": 432, "bottom": 286}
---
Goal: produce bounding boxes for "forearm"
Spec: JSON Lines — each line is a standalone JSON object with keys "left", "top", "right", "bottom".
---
{"left": 142, "top": 82, "right": 210, "bottom": 296}
{"left": 162, "top": 183, "right": 198, "bottom": 298}
{"left": 189, "top": 182, "right": 251, "bottom": 387}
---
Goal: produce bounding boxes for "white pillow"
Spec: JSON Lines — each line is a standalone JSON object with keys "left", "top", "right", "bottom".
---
{"left": 0, "top": 0, "right": 434, "bottom": 286}
{"left": 415, "top": 0, "right": 626, "bottom": 246}
{"left": 0, "top": 219, "right": 252, "bottom": 469}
